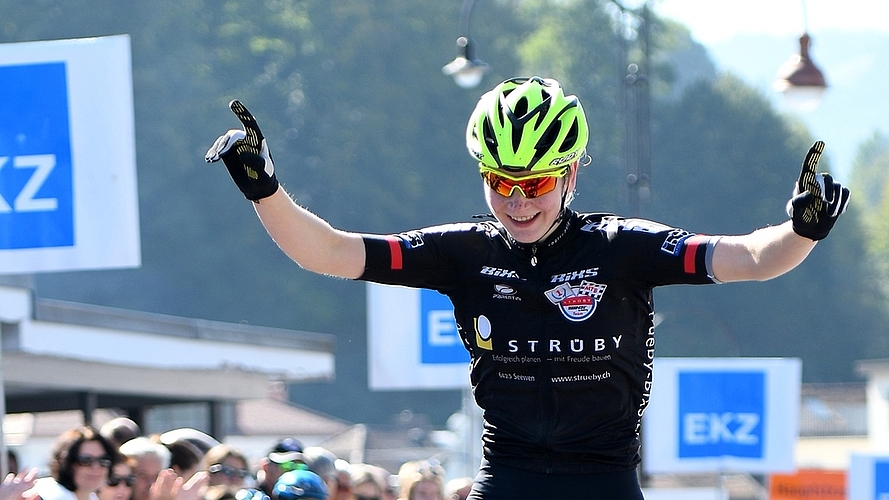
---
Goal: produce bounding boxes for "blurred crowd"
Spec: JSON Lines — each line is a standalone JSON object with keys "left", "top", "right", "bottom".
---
{"left": 0, "top": 419, "right": 473, "bottom": 500}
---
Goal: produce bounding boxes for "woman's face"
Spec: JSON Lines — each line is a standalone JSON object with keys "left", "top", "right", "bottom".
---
{"left": 409, "top": 479, "right": 442, "bottom": 500}
{"left": 352, "top": 480, "right": 381, "bottom": 500}
{"left": 72, "top": 440, "right": 111, "bottom": 494}
{"left": 207, "top": 456, "right": 249, "bottom": 487}
{"left": 98, "top": 463, "right": 134, "bottom": 500}
{"left": 484, "top": 166, "right": 576, "bottom": 244}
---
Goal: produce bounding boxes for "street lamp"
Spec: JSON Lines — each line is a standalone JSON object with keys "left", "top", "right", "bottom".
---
{"left": 611, "top": 1, "right": 652, "bottom": 217}
{"left": 442, "top": 0, "right": 490, "bottom": 89}
{"left": 774, "top": 0, "right": 827, "bottom": 111}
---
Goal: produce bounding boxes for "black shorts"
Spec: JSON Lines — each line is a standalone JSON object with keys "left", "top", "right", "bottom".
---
{"left": 467, "top": 460, "right": 644, "bottom": 500}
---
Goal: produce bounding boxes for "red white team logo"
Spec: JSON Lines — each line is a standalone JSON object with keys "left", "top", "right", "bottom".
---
{"left": 544, "top": 281, "right": 607, "bottom": 322}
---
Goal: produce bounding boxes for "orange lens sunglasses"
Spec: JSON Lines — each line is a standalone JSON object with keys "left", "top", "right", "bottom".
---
{"left": 481, "top": 167, "right": 569, "bottom": 199}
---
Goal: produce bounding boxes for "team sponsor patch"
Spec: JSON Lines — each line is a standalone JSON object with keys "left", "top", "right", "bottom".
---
{"left": 493, "top": 284, "right": 521, "bottom": 301}
{"left": 545, "top": 280, "right": 607, "bottom": 322}
{"left": 398, "top": 231, "right": 425, "bottom": 249}
{"left": 661, "top": 228, "right": 693, "bottom": 256}
{"left": 481, "top": 266, "right": 521, "bottom": 280}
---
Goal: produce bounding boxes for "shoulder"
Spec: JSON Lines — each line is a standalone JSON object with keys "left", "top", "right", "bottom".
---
{"left": 391, "top": 220, "right": 502, "bottom": 245}
{"left": 575, "top": 214, "right": 688, "bottom": 237}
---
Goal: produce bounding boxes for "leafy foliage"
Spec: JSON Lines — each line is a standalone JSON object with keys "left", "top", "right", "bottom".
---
{"left": 1, "top": 0, "right": 883, "bottom": 424}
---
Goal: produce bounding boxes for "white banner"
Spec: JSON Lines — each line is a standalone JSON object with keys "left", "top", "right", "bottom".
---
{"left": 366, "top": 282, "right": 470, "bottom": 390}
{"left": 643, "top": 357, "right": 801, "bottom": 474}
{"left": 0, "top": 35, "right": 140, "bottom": 274}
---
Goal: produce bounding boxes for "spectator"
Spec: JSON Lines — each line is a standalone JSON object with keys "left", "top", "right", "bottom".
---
{"left": 97, "top": 456, "right": 136, "bottom": 500}
{"left": 163, "top": 440, "right": 203, "bottom": 481}
{"left": 330, "top": 460, "right": 351, "bottom": 500}
{"left": 443, "top": 478, "right": 472, "bottom": 500}
{"left": 119, "top": 437, "right": 171, "bottom": 500}
{"left": 159, "top": 430, "right": 219, "bottom": 457}
{"left": 395, "top": 461, "right": 443, "bottom": 500}
{"left": 255, "top": 439, "right": 304, "bottom": 497}
{"left": 31, "top": 427, "right": 116, "bottom": 500}
{"left": 99, "top": 418, "right": 141, "bottom": 450}
{"left": 300, "top": 448, "right": 338, "bottom": 500}
{"left": 347, "top": 464, "right": 382, "bottom": 500}
{"left": 201, "top": 445, "right": 250, "bottom": 488}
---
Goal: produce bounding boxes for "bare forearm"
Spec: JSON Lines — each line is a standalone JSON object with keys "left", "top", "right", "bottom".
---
{"left": 711, "top": 221, "right": 817, "bottom": 282}
{"left": 253, "top": 187, "right": 366, "bottom": 279}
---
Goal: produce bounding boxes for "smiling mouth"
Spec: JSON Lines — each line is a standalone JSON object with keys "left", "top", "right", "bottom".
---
{"left": 510, "top": 213, "right": 538, "bottom": 223}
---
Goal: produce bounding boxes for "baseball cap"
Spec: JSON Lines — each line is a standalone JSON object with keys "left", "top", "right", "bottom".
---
{"left": 268, "top": 437, "right": 305, "bottom": 464}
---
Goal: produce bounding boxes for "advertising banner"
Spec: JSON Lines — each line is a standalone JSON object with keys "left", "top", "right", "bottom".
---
{"left": 0, "top": 35, "right": 140, "bottom": 274}
{"left": 366, "top": 282, "right": 469, "bottom": 390}
{"left": 849, "top": 453, "right": 889, "bottom": 500}
{"left": 643, "top": 357, "right": 801, "bottom": 473}
{"left": 769, "top": 469, "right": 846, "bottom": 500}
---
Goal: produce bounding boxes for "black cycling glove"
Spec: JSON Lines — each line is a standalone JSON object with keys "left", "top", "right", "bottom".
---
{"left": 786, "top": 141, "right": 851, "bottom": 241}
{"left": 205, "top": 100, "right": 279, "bottom": 202}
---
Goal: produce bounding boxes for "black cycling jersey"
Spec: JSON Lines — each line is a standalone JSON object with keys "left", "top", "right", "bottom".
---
{"left": 360, "top": 210, "right": 718, "bottom": 474}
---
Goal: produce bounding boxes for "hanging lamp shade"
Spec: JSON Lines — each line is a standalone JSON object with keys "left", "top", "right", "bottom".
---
{"left": 774, "top": 33, "right": 827, "bottom": 111}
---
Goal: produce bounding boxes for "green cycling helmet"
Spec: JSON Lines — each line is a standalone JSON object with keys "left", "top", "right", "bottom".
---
{"left": 466, "top": 76, "right": 588, "bottom": 175}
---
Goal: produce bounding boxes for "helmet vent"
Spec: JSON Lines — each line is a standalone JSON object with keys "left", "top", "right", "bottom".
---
{"left": 514, "top": 96, "right": 529, "bottom": 118}
{"left": 561, "top": 120, "right": 579, "bottom": 152}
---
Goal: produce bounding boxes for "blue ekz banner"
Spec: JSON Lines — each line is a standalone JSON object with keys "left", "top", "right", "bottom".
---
{"left": 678, "top": 370, "right": 765, "bottom": 459}
{"left": 420, "top": 288, "right": 469, "bottom": 364}
{"left": 0, "top": 62, "right": 74, "bottom": 250}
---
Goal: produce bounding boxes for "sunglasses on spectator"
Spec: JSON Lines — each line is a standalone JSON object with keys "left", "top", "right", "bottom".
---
{"left": 355, "top": 496, "right": 380, "bottom": 500}
{"left": 480, "top": 166, "right": 569, "bottom": 199}
{"left": 107, "top": 474, "right": 137, "bottom": 487}
{"left": 208, "top": 464, "right": 251, "bottom": 478}
{"left": 75, "top": 455, "right": 112, "bottom": 468}
{"left": 275, "top": 461, "right": 307, "bottom": 472}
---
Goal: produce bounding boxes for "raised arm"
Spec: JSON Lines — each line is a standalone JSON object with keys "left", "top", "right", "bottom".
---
{"left": 710, "top": 141, "right": 850, "bottom": 283}
{"left": 206, "top": 100, "right": 366, "bottom": 279}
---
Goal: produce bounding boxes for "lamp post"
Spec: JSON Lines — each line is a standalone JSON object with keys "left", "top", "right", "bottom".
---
{"left": 442, "top": 0, "right": 490, "bottom": 89}
{"left": 612, "top": 1, "right": 652, "bottom": 217}
{"left": 774, "top": 0, "right": 827, "bottom": 110}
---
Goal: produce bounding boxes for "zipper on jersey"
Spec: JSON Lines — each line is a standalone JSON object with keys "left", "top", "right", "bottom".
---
{"left": 530, "top": 245, "right": 538, "bottom": 267}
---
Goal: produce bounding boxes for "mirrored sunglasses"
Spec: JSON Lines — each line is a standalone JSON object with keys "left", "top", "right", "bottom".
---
{"left": 481, "top": 167, "right": 569, "bottom": 199}
{"left": 75, "top": 455, "right": 112, "bottom": 468}
{"left": 107, "top": 474, "right": 137, "bottom": 487}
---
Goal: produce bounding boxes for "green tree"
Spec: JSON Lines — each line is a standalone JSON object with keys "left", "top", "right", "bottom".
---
{"left": 5, "top": 0, "right": 884, "bottom": 425}
{"left": 644, "top": 77, "right": 888, "bottom": 381}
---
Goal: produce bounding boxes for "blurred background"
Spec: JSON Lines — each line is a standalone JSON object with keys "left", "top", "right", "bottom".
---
{"left": 2, "top": 0, "right": 888, "bottom": 435}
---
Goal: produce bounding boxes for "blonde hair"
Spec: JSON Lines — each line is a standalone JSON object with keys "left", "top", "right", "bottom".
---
{"left": 396, "top": 460, "right": 444, "bottom": 500}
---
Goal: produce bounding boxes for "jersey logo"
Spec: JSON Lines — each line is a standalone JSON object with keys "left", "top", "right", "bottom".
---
{"left": 397, "top": 231, "right": 425, "bottom": 249}
{"left": 661, "top": 229, "right": 693, "bottom": 256}
{"left": 493, "top": 284, "right": 521, "bottom": 301}
{"left": 475, "top": 315, "right": 493, "bottom": 350}
{"left": 544, "top": 280, "right": 607, "bottom": 322}
{"left": 480, "top": 266, "right": 520, "bottom": 280}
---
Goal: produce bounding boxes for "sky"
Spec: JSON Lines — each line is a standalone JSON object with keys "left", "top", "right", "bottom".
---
{"left": 649, "top": 0, "right": 889, "bottom": 183}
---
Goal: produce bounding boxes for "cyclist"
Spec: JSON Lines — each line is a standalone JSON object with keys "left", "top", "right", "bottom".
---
{"left": 206, "top": 76, "right": 849, "bottom": 500}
